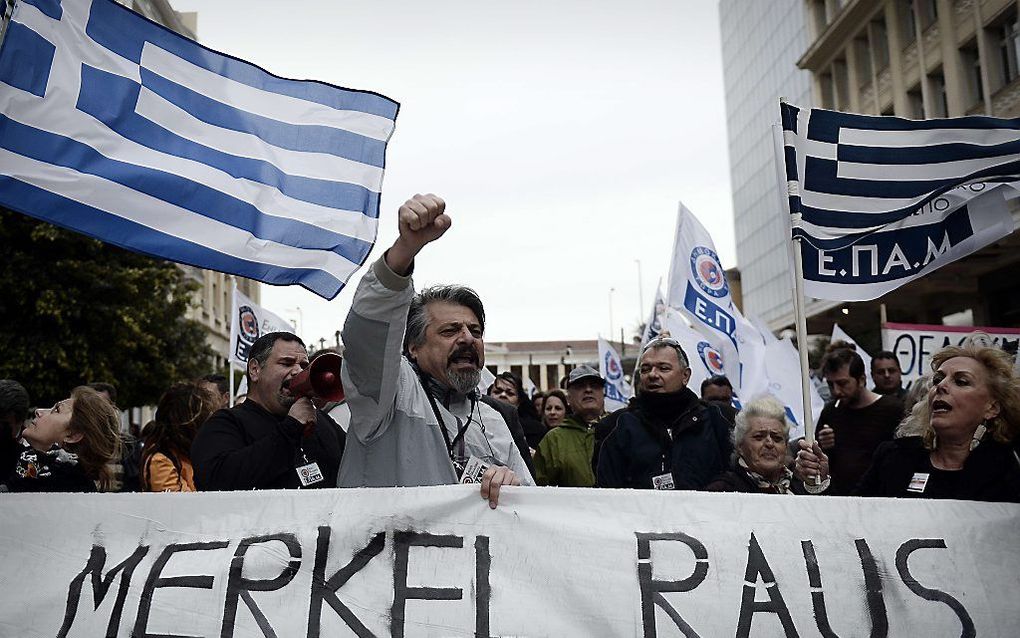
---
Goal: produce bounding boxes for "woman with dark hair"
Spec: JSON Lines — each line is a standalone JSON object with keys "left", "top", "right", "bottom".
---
{"left": 798, "top": 341, "right": 1020, "bottom": 502}
{"left": 2, "top": 386, "right": 122, "bottom": 492}
{"left": 542, "top": 390, "right": 568, "bottom": 429}
{"left": 142, "top": 382, "right": 217, "bottom": 492}
{"left": 488, "top": 372, "right": 546, "bottom": 449}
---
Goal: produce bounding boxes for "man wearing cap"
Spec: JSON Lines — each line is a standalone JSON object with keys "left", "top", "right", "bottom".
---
{"left": 532, "top": 365, "right": 606, "bottom": 486}
{"left": 597, "top": 336, "right": 731, "bottom": 490}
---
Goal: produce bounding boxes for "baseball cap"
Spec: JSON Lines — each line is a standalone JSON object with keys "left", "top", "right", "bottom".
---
{"left": 567, "top": 365, "right": 605, "bottom": 386}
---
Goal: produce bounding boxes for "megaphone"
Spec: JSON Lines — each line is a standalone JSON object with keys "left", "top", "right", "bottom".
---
{"left": 287, "top": 352, "right": 345, "bottom": 402}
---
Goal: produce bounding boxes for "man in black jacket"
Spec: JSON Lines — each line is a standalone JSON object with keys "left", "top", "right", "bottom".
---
{"left": 597, "top": 336, "right": 730, "bottom": 490}
{"left": 191, "top": 332, "right": 345, "bottom": 490}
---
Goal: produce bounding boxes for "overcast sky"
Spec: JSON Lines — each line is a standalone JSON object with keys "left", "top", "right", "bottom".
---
{"left": 172, "top": 0, "right": 735, "bottom": 345}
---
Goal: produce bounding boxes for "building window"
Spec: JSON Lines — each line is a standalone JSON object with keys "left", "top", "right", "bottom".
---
{"left": 995, "top": 11, "right": 1020, "bottom": 88}
{"left": 918, "top": 0, "right": 937, "bottom": 31}
{"left": 819, "top": 71, "right": 835, "bottom": 109}
{"left": 545, "top": 364, "right": 559, "bottom": 389}
{"left": 825, "top": 0, "right": 845, "bottom": 23}
{"left": 855, "top": 35, "right": 872, "bottom": 87}
{"left": 528, "top": 364, "right": 540, "bottom": 388}
{"left": 907, "top": 88, "right": 924, "bottom": 118}
{"left": 960, "top": 40, "right": 983, "bottom": 108}
{"left": 870, "top": 19, "right": 890, "bottom": 71}
{"left": 927, "top": 72, "right": 948, "bottom": 117}
{"left": 810, "top": 0, "right": 828, "bottom": 38}
{"left": 899, "top": 0, "right": 917, "bottom": 47}
{"left": 833, "top": 59, "right": 850, "bottom": 109}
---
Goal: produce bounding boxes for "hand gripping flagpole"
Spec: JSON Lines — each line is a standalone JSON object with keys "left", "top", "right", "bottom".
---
{"left": 772, "top": 103, "right": 815, "bottom": 448}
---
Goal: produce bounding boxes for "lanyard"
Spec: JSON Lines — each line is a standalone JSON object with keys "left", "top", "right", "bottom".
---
{"left": 419, "top": 371, "right": 476, "bottom": 461}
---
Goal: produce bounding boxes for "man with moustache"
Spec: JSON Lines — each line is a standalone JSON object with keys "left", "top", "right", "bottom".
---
{"left": 533, "top": 366, "right": 605, "bottom": 486}
{"left": 191, "top": 332, "right": 345, "bottom": 490}
{"left": 597, "top": 336, "right": 731, "bottom": 490}
{"left": 338, "top": 194, "right": 533, "bottom": 508}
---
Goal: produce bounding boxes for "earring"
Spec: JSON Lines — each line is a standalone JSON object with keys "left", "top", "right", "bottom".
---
{"left": 970, "top": 421, "right": 987, "bottom": 452}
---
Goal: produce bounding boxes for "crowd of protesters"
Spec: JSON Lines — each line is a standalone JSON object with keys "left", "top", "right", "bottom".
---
{"left": 2, "top": 194, "right": 1018, "bottom": 504}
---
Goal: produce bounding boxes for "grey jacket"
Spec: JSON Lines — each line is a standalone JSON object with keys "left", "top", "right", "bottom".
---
{"left": 337, "top": 257, "right": 534, "bottom": 487}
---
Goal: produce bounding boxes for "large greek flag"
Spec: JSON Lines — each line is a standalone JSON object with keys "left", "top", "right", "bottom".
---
{"left": 0, "top": 0, "right": 398, "bottom": 299}
{"left": 781, "top": 103, "right": 1016, "bottom": 301}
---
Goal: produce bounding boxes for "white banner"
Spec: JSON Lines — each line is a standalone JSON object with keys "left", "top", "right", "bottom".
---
{"left": 598, "top": 337, "right": 632, "bottom": 411}
{"left": 229, "top": 287, "right": 294, "bottom": 365}
{"left": 882, "top": 322, "right": 1020, "bottom": 383}
{"left": 0, "top": 488, "right": 1017, "bottom": 637}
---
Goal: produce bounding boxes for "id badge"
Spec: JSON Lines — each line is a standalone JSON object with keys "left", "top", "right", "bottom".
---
{"left": 296, "top": 461, "right": 324, "bottom": 487}
{"left": 907, "top": 472, "right": 929, "bottom": 493}
{"left": 458, "top": 455, "right": 491, "bottom": 484}
{"left": 651, "top": 472, "right": 675, "bottom": 490}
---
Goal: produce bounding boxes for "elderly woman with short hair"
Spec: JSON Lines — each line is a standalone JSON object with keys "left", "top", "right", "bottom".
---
{"left": 707, "top": 395, "right": 814, "bottom": 494}
{"left": 798, "top": 342, "right": 1020, "bottom": 502}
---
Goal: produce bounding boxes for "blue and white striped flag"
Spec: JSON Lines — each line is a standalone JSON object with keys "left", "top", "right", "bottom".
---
{"left": 0, "top": 0, "right": 398, "bottom": 299}
{"left": 781, "top": 103, "right": 1016, "bottom": 301}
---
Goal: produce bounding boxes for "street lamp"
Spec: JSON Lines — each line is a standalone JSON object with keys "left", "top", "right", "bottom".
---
{"left": 609, "top": 287, "right": 615, "bottom": 340}
{"left": 635, "top": 259, "right": 644, "bottom": 322}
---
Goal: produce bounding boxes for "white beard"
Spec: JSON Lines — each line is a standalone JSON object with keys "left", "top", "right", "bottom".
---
{"left": 447, "top": 367, "right": 481, "bottom": 395}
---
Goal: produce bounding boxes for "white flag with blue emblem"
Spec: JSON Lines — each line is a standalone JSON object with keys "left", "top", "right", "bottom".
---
{"left": 597, "top": 337, "right": 631, "bottom": 412}
{"left": 665, "top": 201, "right": 760, "bottom": 394}
{"left": 781, "top": 103, "right": 1016, "bottom": 301}
{"left": 0, "top": 0, "right": 398, "bottom": 299}
{"left": 228, "top": 287, "right": 293, "bottom": 365}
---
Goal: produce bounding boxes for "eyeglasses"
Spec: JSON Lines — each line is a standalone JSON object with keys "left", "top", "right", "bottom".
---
{"left": 641, "top": 336, "right": 689, "bottom": 367}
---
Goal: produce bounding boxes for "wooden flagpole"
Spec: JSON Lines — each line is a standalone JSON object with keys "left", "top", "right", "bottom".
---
{"left": 772, "top": 104, "right": 815, "bottom": 446}
{"left": 791, "top": 238, "right": 815, "bottom": 446}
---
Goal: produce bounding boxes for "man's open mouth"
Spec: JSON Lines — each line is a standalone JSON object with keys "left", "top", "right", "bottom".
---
{"left": 448, "top": 349, "right": 479, "bottom": 366}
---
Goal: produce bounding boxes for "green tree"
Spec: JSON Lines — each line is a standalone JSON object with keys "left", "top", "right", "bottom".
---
{"left": 0, "top": 210, "right": 213, "bottom": 407}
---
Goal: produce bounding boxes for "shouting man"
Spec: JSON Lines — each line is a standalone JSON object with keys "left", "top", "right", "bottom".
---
{"left": 191, "top": 332, "right": 346, "bottom": 490}
{"left": 338, "top": 194, "right": 533, "bottom": 508}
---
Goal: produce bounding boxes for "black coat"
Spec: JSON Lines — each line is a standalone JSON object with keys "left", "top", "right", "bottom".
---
{"left": 191, "top": 400, "right": 345, "bottom": 491}
{"left": 854, "top": 436, "right": 1020, "bottom": 502}
{"left": 1, "top": 442, "right": 96, "bottom": 493}
{"left": 479, "top": 395, "right": 536, "bottom": 476}
{"left": 705, "top": 462, "right": 807, "bottom": 494}
{"left": 596, "top": 388, "right": 731, "bottom": 490}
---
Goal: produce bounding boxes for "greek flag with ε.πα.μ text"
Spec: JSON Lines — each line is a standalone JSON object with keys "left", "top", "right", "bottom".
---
{"left": 0, "top": 0, "right": 398, "bottom": 299}
{"left": 780, "top": 103, "right": 1016, "bottom": 301}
